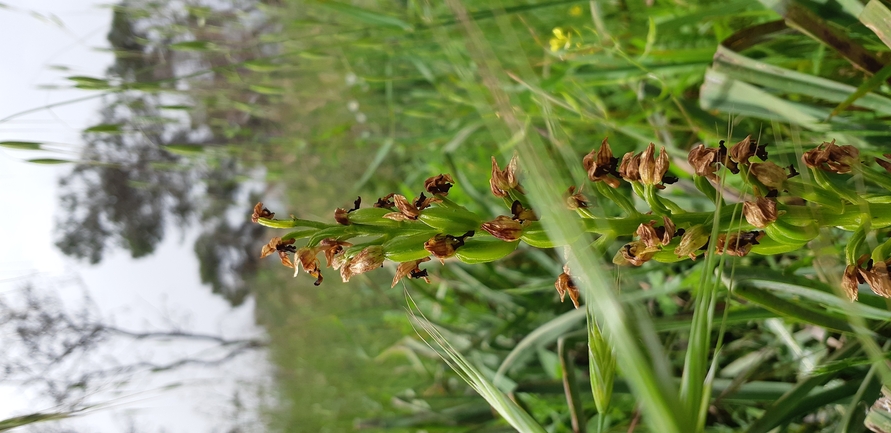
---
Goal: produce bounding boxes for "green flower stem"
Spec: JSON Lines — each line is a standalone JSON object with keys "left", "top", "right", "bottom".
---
{"left": 846, "top": 224, "right": 868, "bottom": 264}
{"left": 594, "top": 182, "right": 639, "bottom": 216}
{"left": 811, "top": 169, "right": 861, "bottom": 204}
{"left": 784, "top": 180, "right": 844, "bottom": 213}
{"left": 282, "top": 229, "right": 318, "bottom": 241}
{"left": 258, "top": 217, "right": 329, "bottom": 229}
{"left": 693, "top": 175, "right": 723, "bottom": 206}
{"left": 643, "top": 184, "right": 671, "bottom": 215}
{"left": 780, "top": 203, "right": 891, "bottom": 229}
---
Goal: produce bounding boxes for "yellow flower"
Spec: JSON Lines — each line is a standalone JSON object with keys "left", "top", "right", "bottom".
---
{"left": 569, "top": 5, "right": 583, "bottom": 16}
{"left": 550, "top": 27, "right": 572, "bottom": 52}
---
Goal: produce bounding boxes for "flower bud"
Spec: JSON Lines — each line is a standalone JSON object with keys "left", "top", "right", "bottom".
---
{"left": 743, "top": 197, "right": 778, "bottom": 229}
{"left": 674, "top": 225, "right": 710, "bottom": 260}
{"left": 481, "top": 216, "right": 525, "bottom": 242}
{"left": 618, "top": 151, "right": 641, "bottom": 182}
{"left": 334, "top": 208, "right": 350, "bottom": 225}
{"left": 639, "top": 143, "right": 658, "bottom": 185}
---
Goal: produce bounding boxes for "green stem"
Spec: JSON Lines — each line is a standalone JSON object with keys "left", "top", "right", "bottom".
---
{"left": 258, "top": 217, "right": 329, "bottom": 229}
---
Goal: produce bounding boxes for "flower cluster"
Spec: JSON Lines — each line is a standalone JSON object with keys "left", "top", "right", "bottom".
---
{"left": 252, "top": 136, "right": 891, "bottom": 307}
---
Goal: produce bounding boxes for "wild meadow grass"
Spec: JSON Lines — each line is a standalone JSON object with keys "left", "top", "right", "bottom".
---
{"left": 7, "top": 0, "right": 891, "bottom": 431}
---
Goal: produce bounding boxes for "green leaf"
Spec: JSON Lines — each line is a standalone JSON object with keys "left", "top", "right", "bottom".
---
{"left": 0, "top": 141, "right": 42, "bottom": 150}
{"left": 248, "top": 84, "right": 285, "bottom": 95}
{"left": 242, "top": 59, "right": 282, "bottom": 72}
{"left": 67, "top": 75, "right": 110, "bottom": 90}
{"left": 316, "top": 1, "right": 413, "bottom": 31}
{"left": 84, "top": 123, "right": 122, "bottom": 133}
{"left": 169, "top": 40, "right": 216, "bottom": 51}
{"left": 163, "top": 144, "right": 205, "bottom": 155}
{"left": 27, "top": 158, "right": 72, "bottom": 165}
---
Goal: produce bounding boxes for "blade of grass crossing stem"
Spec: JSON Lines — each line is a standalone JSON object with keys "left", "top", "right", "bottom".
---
{"left": 442, "top": 1, "right": 687, "bottom": 429}
{"left": 559, "top": 337, "right": 587, "bottom": 433}
{"left": 404, "top": 291, "right": 547, "bottom": 433}
{"left": 515, "top": 132, "right": 689, "bottom": 433}
{"left": 837, "top": 355, "right": 882, "bottom": 433}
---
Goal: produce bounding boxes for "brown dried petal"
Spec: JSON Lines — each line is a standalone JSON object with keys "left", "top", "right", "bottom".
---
{"left": 843, "top": 264, "right": 863, "bottom": 301}
{"left": 802, "top": 140, "right": 860, "bottom": 174}
{"left": 618, "top": 152, "right": 641, "bottom": 182}
{"left": 861, "top": 260, "right": 891, "bottom": 298}
{"left": 261, "top": 237, "right": 295, "bottom": 259}
{"left": 490, "top": 155, "right": 523, "bottom": 198}
{"left": 424, "top": 231, "right": 473, "bottom": 263}
{"left": 728, "top": 135, "right": 766, "bottom": 165}
{"left": 555, "top": 264, "right": 580, "bottom": 308}
{"left": 341, "top": 246, "right": 385, "bottom": 282}
{"left": 750, "top": 161, "right": 787, "bottom": 190}
{"left": 637, "top": 221, "right": 661, "bottom": 249}
{"left": 481, "top": 216, "right": 524, "bottom": 242}
{"left": 424, "top": 174, "right": 455, "bottom": 196}
{"left": 392, "top": 257, "right": 432, "bottom": 288}
{"left": 876, "top": 157, "right": 891, "bottom": 174}
{"left": 252, "top": 202, "right": 274, "bottom": 223}
{"left": 688, "top": 144, "right": 719, "bottom": 180}
{"left": 716, "top": 231, "right": 763, "bottom": 257}
{"left": 661, "top": 216, "right": 676, "bottom": 244}
{"left": 654, "top": 146, "right": 670, "bottom": 185}
{"left": 278, "top": 251, "right": 294, "bottom": 269}
{"left": 583, "top": 138, "right": 620, "bottom": 187}
{"left": 743, "top": 197, "right": 778, "bottom": 229}
{"left": 334, "top": 208, "right": 350, "bottom": 225}
{"left": 318, "top": 238, "right": 353, "bottom": 268}
{"left": 393, "top": 194, "right": 420, "bottom": 220}
{"left": 295, "top": 247, "right": 323, "bottom": 285}
{"left": 639, "top": 143, "right": 658, "bottom": 185}
{"left": 414, "top": 192, "right": 441, "bottom": 211}
{"left": 373, "top": 193, "right": 396, "bottom": 209}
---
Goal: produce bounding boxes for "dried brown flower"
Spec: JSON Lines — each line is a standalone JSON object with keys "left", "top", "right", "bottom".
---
{"left": 424, "top": 231, "right": 474, "bottom": 263}
{"left": 614, "top": 241, "right": 658, "bottom": 266}
{"left": 252, "top": 202, "right": 274, "bottom": 223}
{"left": 510, "top": 200, "right": 538, "bottom": 222}
{"left": 861, "top": 260, "right": 891, "bottom": 298}
{"left": 743, "top": 197, "right": 778, "bottom": 229}
{"left": 876, "top": 156, "right": 891, "bottom": 174}
{"left": 843, "top": 263, "right": 864, "bottom": 301}
{"left": 334, "top": 208, "right": 350, "bottom": 225}
{"left": 564, "top": 186, "right": 589, "bottom": 210}
{"left": 295, "top": 247, "right": 324, "bottom": 285}
{"left": 618, "top": 151, "right": 641, "bottom": 182}
{"left": 490, "top": 155, "right": 523, "bottom": 197}
{"left": 802, "top": 140, "right": 860, "bottom": 174}
{"left": 554, "top": 264, "right": 580, "bottom": 308}
{"left": 318, "top": 238, "right": 353, "bottom": 268}
{"left": 688, "top": 144, "right": 720, "bottom": 179}
{"left": 715, "top": 231, "right": 763, "bottom": 257}
{"left": 481, "top": 216, "right": 525, "bottom": 242}
{"left": 424, "top": 174, "right": 455, "bottom": 196}
{"left": 340, "top": 246, "right": 385, "bottom": 283}
{"left": 636, "top": 216, "right": 676, "bottom": 249}
{"left": 583, "top": 138, "right": 620, "bottom": 188}
{"left": 392, "top": 257, "right": 431, "bottom": 288}
{"left": 728, "top": 135, "right": 767, "bottom": 165}
{"left": 373, "top": 193, "right": 396, "bottom": 209}
{"left": 383, "top": 193, "right": 441, "bottom": 221}
{"left": 260, "top": 237, "right": 297, "bottom": 269}
{"left": 639, "top": 143, "right": 658, "bottom": 185}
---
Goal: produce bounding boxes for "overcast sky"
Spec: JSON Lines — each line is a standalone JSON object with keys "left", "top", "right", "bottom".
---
{"left": 0, "top": 1, "right": 268, "bottom": 431}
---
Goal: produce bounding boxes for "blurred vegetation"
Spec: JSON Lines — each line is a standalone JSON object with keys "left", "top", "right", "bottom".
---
{"left": 7, "top": 0, "right": 891, "bottom": 431}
